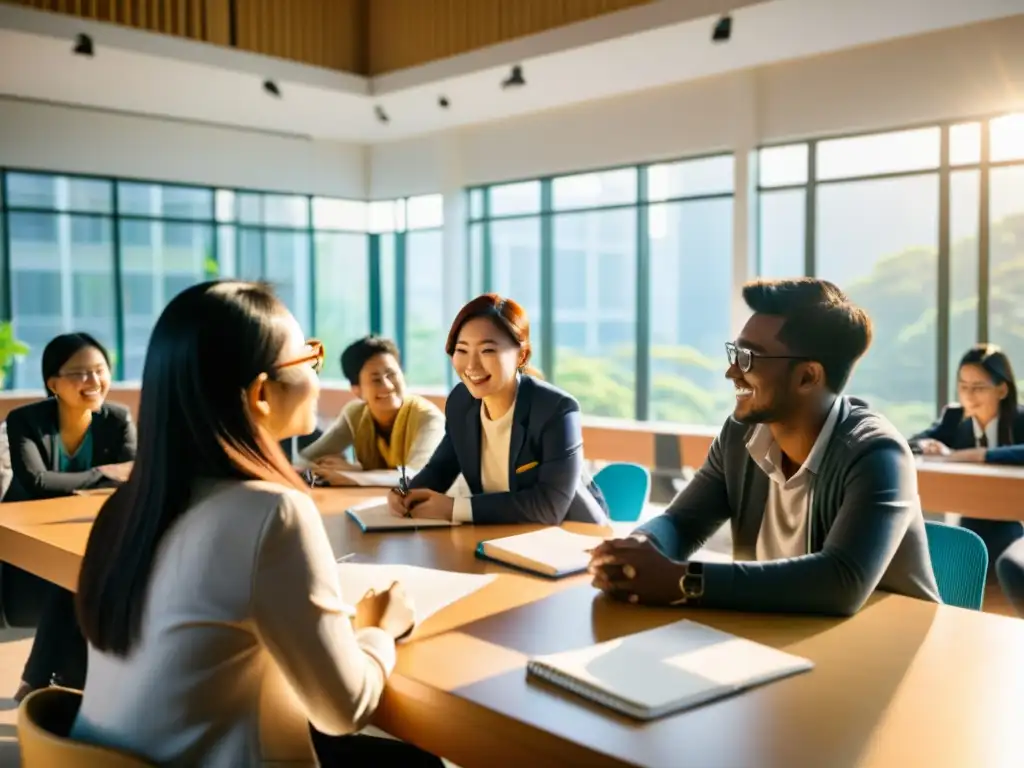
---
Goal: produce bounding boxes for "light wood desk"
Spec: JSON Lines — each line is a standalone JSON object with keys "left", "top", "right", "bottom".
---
{"left": 916, "top": 460, "right": 1024, "bottom": 522}
{"left": 0, "top": 489, "right": 1022, "bottom": 767}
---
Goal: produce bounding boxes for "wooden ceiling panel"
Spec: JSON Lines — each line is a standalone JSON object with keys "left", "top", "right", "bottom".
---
{"left": 368, "top": 0, "right": 653, "bottom": 74}
{"left": 2, "top": 0, "right": 229, "bottom": 43}
{"left": 3, "top": 0, "right": 652, "bottom": 74}
{"left": 233, "top": 0, "right": 365, "bottom": 73}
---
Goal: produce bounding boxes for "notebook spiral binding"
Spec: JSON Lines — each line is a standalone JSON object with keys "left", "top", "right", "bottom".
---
{"left": 527, "top": 661, "right": 644, "bottom": 719}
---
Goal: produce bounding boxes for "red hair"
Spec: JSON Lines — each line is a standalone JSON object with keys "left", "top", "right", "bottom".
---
{"left": 446, "top": 293, "right": 540, "bottom": 375}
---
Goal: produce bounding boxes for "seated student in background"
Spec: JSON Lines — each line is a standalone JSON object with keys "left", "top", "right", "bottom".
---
{"left": 389, "top": 293, "right": 609, "bottom": 525}
{"left": 909, "top": 343, "right": 1024, "bottom": 565}
{"left": 299, "top": 336, "right": 444, "bottom": 480}
{"left": 72, "top": 281, "right": 442, "bottom": 767}
{"left": 589, "top": 278, "right": 940, "bottom": 616}
{"left": 6, "top": 332, "right": 136, "bottom": 702}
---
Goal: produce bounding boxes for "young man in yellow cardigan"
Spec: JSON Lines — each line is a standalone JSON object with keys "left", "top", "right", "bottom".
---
{"left": 299, "top": 336, "right": 445, "bottom": 479}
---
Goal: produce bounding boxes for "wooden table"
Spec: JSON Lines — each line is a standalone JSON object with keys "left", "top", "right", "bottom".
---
{"left": 916, "top": 460, "right": 1024, "bottom": 522}
{"left": 6, "top": 385, "right": 1022, "bottom": 520}
{"left": 0, "top": 489, "right": 1022, "bottom": 767}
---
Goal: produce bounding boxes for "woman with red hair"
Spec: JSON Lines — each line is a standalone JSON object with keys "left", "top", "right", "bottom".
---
{"left": 388, "top": 294, "right": 609, "bottom": 525}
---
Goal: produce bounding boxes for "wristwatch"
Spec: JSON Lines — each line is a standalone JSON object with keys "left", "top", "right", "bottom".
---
{"left": 671, "top": 562, "right": 705, "bottom": 606}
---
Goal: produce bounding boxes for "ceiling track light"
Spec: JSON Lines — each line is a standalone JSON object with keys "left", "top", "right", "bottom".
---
{"left": 375, "top": 105, "right": 389, "bottom": 124}
{"left": 501, "top": 64, "right": 525, "bottom": 89}
{"left": 438, "top": 95, "right": 450, "bottom": 109}
{"left": 72, "top": 33, "right": 94, "bottom": 57}
{"left": 712, "top": 15, "right": 732, "bottom": 43}
{"left": 262, "top": 79, "right": 281, "bottom": 98}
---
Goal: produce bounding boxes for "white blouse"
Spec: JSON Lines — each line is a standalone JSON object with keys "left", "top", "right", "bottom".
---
{"left": 453, "top": 397, "right": 517, "bottom": 523}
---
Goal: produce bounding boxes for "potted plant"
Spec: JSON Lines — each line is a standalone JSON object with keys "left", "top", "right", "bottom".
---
{"left": 0, "top": 322, "right": 30, "bottom": 390}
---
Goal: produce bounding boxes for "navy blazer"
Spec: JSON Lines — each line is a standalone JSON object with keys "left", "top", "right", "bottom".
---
{"left": 3, "top": 399, "right": 137, "bottom": 501}
{"left": 909, "top": 403, "right": 1024, "bottom": 466}
{"left": 410, "top": 375, "right": 609, "bottom": 525}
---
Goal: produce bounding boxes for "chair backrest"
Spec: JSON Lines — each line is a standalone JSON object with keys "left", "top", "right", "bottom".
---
{"left": 593, "top": 462, "right": 651, "bottom": 523}
{"left": 925, "top": 521, "right": 989, "bottom": 610}
{"left": 19, "top": 687, "right": 156, "bottom": 767}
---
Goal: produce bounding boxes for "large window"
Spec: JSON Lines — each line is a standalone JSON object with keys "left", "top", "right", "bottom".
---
{"left": 468, "top": 156, "right": 735, "bottom": 422}
{"left": 756, "top": 113, "right": 1024, "bottom": 436}
{"left": 0, "top": 171, "right": 431, "bottom": 388}
{"left": 5, "top": 173, "right": 118, "bottom": 388}
{"left": 369, "top": 195, "right": 448, "bottom": 389}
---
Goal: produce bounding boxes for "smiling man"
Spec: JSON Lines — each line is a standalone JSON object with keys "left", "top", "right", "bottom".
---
{"left": 589, "top": 278, "right": 941, "bottom": 616}
{"left": 299, "top": 336, "right": 444, "bottom": 477}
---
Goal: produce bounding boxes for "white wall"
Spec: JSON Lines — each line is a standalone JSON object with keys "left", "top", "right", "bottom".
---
{"left": 369, "top": 15, "right": 1024, "bottom": 197}
{"left": 0, "top": 99, "right": 367, "bottom": 198}
{"left": 5, "top": 16, "right": 1021, "bottom": 201}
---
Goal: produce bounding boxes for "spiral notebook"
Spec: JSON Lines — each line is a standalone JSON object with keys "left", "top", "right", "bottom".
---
{"left": 527, "top": 620, "right": 813, "bottom": 720}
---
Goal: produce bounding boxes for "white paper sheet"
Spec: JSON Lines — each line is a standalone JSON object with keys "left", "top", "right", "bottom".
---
{"left": 336, "top": 563, "right": 496, "bottom": 639}
{"left": 329, "top": 469, "right": 402, "bottom": 488}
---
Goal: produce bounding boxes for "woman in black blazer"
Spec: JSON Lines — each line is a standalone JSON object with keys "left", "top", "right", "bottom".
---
{"left": 389, "top": 294, "right": 609, "bottom": 525}
{"left": 909, "top": 344, "right": 1024, "bottom": 566}
{"left": 5, "top": 333, "right": 136, "bottom": 702}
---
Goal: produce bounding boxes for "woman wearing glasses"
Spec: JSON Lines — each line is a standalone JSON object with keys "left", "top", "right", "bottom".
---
{"left": 71, "top": 281, "right": 439, "bottom": 767}
{"left": 5, "top": 332, "right": 136, "bottom": 702}
{"left": 910, "top": 344, "right": 1024, "bottom": 565}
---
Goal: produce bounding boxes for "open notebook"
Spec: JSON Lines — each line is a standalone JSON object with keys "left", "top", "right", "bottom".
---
{"left": 346, "top": 498, "right": 461, "bottom": 532}
{"left": 528, "top": 620, "right": 813, "bottom": 720}
{"left": 475, "top": 527, "right": 606, "bottom": 578}
{"left": 336, "top": 563, "right": 495, "bottom": 640}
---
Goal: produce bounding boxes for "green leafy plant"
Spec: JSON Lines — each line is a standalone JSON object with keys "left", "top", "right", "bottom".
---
{"left": 0, "top": 322, "right": 30, "bottom": 388}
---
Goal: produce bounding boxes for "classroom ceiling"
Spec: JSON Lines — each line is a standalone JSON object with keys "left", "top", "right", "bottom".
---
{"left": 1, "top": 0, "right": 1021, "bottom": 145}
{"left": 0, "top": 0, "right": 665, "bottom": 76}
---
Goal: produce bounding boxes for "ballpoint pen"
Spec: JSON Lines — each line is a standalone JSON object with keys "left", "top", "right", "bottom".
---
{"left": 397, "top": 465, "right": 413, "bottom": 517}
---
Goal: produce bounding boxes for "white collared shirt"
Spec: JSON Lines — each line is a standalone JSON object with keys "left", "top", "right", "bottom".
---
{"left": 971, "top": 416, "right": 999, "bottom": 449}
{"left": 750, "top": 397, "right": 843, "bottom": 561}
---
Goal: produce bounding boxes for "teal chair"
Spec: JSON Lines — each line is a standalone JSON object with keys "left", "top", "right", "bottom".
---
{"left": 593, "top": 463, "right": 650, "bottom": 522}
{"left": 925, "top": 521, "right": 988, "bottom": 610}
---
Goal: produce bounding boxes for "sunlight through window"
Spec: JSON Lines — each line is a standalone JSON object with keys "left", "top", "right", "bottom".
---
{"left": 990, "top": 112, "right": 1024, "bottom": 162}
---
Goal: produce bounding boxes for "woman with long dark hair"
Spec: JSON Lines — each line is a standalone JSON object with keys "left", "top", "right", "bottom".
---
{"left": 910, "top": 343, "right": 1024, "bottom": 563}
{"left": 389, "top": 293, "right": 609, "bottom": 525}
{"left": 5, "top": 332, "right": 135, "bottom": 701}
{"left": 71, "top": 281, "right": 440, "bottom": 766}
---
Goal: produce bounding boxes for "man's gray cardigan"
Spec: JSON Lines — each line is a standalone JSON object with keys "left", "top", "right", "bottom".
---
{"left": 636, "top": 397, "right": 942, "bottom": 616}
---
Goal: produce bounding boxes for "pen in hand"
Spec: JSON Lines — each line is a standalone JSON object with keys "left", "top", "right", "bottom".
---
{"left": 398, "top": 465, "right": 409, "bottom": 497}
{"left": 396, "top": 465, "right": 413, "bottom": 518}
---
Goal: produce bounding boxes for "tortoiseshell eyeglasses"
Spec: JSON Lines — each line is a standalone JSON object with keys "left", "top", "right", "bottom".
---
{"left": 276, "top": 339, "right": 325, "bottom": 374}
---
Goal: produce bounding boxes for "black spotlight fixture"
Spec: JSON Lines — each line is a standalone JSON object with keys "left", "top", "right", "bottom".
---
{"left": 712, "top": 15, "right": 732, "bottom": 43}
{"left": 501, "top": 64, "right": 525, "bottom": 89}
{"left": 438, "top": 95, "right": 450, "bottom": 109}
{"left": 262, "top": 79, "right": 281, "bottom": 98}
{"left": 374, "top": 105, "right": 389, "bottom": 124}
{"left": 72, "top": 33, "right": 94, "bottom": 57}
